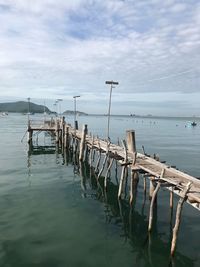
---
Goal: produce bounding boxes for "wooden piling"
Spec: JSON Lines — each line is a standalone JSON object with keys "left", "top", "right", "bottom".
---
{"left": 55, "top": 119, "right": 59, "bottom": 143}
{"left": 75, "top": 120, "right": 78, "bottom": 130}
{"left": 28, "top": 129, "right": 33, "bottom": 145}
{"left": 170, "top": 182, "right": 192, "bottom": 256}
{"left": 104, "top": 158, "right": 114, "bottom": 188}
{"left": 149, "top": 177, "right": 156, "bottom": 200}
{"left": 118, "top": 140, "right": 128, "bottom": 198}
{"left": 79, "top": 124, "right": 87, "bottom": 161}
{"left": 148, "top": 181, "right": 161, "bottom": 232}
{"left": 126, "top": 130, "right": 136, "bottom": 154}
{"left": 126, "top": 130, "right": 136, "bottom": 164}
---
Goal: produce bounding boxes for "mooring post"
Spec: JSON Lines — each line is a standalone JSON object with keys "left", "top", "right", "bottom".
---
{"left": 170, "top": 182, "right": 192, "bottom": 256}
{"left": 79, "top": 124, "right": 87, "bottom": 161}
{"left": 64, "top": 126, "right": 69, "bottom": 149}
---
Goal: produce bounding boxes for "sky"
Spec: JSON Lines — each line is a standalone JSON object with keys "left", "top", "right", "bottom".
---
{"left": 0, "top": 0, "right": 200, "bottom": 116}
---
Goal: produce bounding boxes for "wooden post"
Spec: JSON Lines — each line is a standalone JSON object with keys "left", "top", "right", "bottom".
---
{"left": 170, "top": 189, "right": 174, "bottom": 209}
{"left": 55, "top": 119, "right": 59, "bottom": 143}
{"left": 89, "top": 135, "right": 94, "bottom": 166}
{"left": 75, "top": 120, "right": 78, "bottom": 130}
{"left": 126, "top": 130, "right": 136, "bottom": 153}
{"left": 61, "top": 116, "right": 65, "bottom": 146}
{"left": 118, "top": 140, "right": 128, "bottom": 198}
{"left": 126, "top": 130, "right": 136, "bottom": 164}
{"left": 104, "top": 158, "right": 114, "bottom": 188}
{"left": 149, "top": 178, "right": 156, "bottom": 200}
{"left": 28, "top": 130, "right": 33, "bottom": 145}
{"left": 170, "top": 182, "right": 192, "bottom": 256}
{"left": 95, "top": 142, "right": 101, "bottom": 173}
{"left": 130, "top": 171, "right": 139, "bottom": 204}
{"left": 79, "top": 124, "right": 87, "bottom": 161}
{"left": 148, "top": 181, "right": 161, "bottom": 232}
{"left": 64, "top": 126, "right": 69, "bottom": 149}
{"left": 97, "top": 153, "right": 108, "bottom": 180}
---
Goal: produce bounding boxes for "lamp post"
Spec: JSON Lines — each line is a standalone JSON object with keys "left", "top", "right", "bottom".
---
{"left": 57, "top": 98, "right": 63, "bottom": 117}
{"left": 27, "top": 97, "right": 30, "bottom": 123}
{"left": 73, "top": 95, "right": 80, "bottom": 129}
{"left": 105, "top": 80, "right": 119, "bottom": 141}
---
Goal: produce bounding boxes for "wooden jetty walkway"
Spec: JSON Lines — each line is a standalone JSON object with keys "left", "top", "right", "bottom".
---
{"left": 27, "top": 117, "right": 200, "bottom": 256}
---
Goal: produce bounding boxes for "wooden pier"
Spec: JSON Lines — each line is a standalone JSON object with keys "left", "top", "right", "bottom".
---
{"left": 28, "top": 117, "right": 200, "bottom": 256}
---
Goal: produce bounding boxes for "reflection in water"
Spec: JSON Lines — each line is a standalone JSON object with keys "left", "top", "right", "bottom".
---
{"left": 26, "top": 145, "right": 195, "bottom": 267}
{"left": 76, "top": 158, "right": 194, "bottom": 267}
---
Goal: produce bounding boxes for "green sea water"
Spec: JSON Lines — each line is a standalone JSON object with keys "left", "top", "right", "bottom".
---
{"left": 0, "top": 114, "right": 199, "bottom": 267}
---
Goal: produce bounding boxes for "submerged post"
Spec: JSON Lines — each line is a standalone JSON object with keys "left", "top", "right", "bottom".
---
{"left": 126, "top": 130, "right": 138, "bottom": 203}
{"left": 79, "top": 124, "right": 88, "bottom": 161}
{"left": 126, "top": 130, "right": 136, "bottom": 156}
{"left": 170, "top": 182, "right": 192, "bottom": 256}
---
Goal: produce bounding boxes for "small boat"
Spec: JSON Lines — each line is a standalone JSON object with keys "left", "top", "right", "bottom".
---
{"left": 191, "top": 121, "right": 197, "bottom": 126}
{"left": 0, "top": 112, "right": 8, "bottom": 116}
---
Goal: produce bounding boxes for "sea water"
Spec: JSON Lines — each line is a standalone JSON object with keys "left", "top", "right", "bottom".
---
{"left": 0, "top": 113, "right": 199, "bottom": 267}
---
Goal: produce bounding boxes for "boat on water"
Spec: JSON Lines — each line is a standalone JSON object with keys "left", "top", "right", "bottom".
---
{"left": 191, "top": 121, "right": 197, "bottom": 126}
{"left": 0, "top": 112, "right": 8, "bottom": 116}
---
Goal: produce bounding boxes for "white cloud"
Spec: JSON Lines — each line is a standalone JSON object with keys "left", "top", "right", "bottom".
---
{"left": 0, "top": 0, "right": 200, "bottom": 115}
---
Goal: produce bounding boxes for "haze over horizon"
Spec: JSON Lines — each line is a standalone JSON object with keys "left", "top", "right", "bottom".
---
{"left": 0, "top": 0, "right": 200, "bottom": 116}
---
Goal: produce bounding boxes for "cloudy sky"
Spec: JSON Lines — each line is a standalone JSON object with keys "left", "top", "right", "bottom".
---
{"left": 0, "top": 0, "right": 200, "bottom": 116}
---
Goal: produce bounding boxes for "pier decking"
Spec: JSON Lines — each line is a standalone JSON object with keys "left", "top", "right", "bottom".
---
{"left": 27, "top": 117, "right": 200, "bottom": 256}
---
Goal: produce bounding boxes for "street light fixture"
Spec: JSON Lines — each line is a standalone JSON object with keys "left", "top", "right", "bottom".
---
{"left": 105, "top": 80, "right": 119, "bottom": 141}
{"left": 73, "top": 95, "right": 80, "bottom": 129}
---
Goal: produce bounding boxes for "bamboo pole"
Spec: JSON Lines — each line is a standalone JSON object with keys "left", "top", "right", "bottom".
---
{"left": 170, "top": 182, "right": 192, "bottom": 256}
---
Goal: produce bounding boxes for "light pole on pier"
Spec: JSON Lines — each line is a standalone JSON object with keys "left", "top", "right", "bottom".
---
{"left": 27, "top": 97, "right": 31, "bottom": 123}
{"left": 73, "top": 95, "right": 80, "bottom": 129}
{"left": 57, "top": 98, "right": 63, "bottom": 117}
{"left": 105, "top": 80, "right": 119, "bottom": 141}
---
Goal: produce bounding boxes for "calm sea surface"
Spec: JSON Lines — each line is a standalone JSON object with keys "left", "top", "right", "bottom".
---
{"left": 0, "top": 113, "right": 200, "bottom": 267}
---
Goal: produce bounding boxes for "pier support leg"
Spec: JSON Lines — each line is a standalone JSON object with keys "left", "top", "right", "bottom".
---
{"left": 170, "top": 182, "right": 191, "bottom": 256}
{"left": 75, "top": 120, "right": 78, "bottom": 130}
{"left": 28, "top": 130, "right": 33, "bottom": 145}
{"left": 79, "top": 124, "right": 87, "bottom": 161}
{"left": 130, "top": 171, "right": 139, "bottom": 204}
{"left": 148, "top": 182, "right": 161, "bottom": 232}
{"left": 104, "top": 158, "right": 114, "bottom": 189}
{"left": 95, "top": 149, "right": 101, "bottom": 173}
{"left": 118, "top": 166, "right": 126, "bottom": 198}
{"left": 55, "top": 119, "right": 59, "bottom": 144}
{"left": 149, "top": 177, "right": 156, "bottom": 201}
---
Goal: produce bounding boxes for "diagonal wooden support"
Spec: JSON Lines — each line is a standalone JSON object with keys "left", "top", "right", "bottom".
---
{"left": 170, "top": 182, "right": 192, "bottom": 256}
{"left": 118, "top": 140, "right": 128, "bottom": 199}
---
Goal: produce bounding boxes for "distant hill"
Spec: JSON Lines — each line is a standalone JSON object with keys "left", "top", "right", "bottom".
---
{"left": 0, "top": 101, "right": 51, "bottom": 113}
{"left": 63, "top": 110, "right": 88, "bottom": 116}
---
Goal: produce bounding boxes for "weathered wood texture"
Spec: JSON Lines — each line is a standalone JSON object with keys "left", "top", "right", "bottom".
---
{"left": 28, "top": 118, "right": 200, "bottom": 212}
